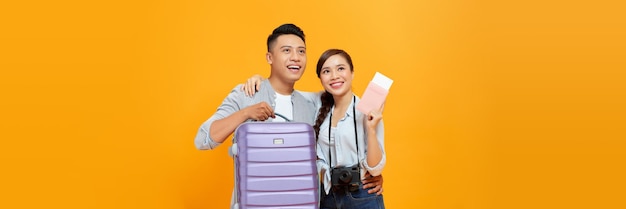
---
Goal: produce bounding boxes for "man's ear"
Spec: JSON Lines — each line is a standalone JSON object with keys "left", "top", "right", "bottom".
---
{"left": 266, "top": 52, "right": 272, "bottom": 64}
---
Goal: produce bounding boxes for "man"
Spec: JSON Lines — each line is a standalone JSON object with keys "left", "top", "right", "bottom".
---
{"left": 195, "top": 23, "right": 314, "bottom": 148}
{"left": 194, "top": 23, "right": 382, "bottom": 208}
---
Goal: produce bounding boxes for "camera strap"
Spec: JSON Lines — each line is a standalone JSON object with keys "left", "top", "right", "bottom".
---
{"left": 328, "top": 95, "right": 359, "bottom": 168}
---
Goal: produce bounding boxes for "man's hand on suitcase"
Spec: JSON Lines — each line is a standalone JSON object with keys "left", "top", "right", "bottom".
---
{"left": 362, "top": 172, "right": 384, "bottom": 195}
{"left": 245, "top": 102, "right": 275, "bottom": 121}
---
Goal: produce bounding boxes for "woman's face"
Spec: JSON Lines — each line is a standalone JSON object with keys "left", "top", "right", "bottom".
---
{"left": 319, "top": 54, "right": 353, "bottom": 97}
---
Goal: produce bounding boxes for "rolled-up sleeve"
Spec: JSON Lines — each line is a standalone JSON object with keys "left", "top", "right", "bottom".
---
{"left": 194, "top": 85, "right": 244, "bottom": 150}
{"left": 194, "top": 123, "right": 221, "bottom": 150}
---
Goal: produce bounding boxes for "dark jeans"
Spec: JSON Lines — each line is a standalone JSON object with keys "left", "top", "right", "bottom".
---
{"left": 320, "top": 182, "right": 385, "bottom": 209}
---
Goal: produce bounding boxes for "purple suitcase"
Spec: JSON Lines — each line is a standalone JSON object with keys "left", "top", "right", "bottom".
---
{"left": 231, "top": 122, "right": 319, "bottom": 209}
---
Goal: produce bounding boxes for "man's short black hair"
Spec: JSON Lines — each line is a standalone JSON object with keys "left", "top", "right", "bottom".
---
{"left": 267, "top": 23, "right": 305, "bottom": 52}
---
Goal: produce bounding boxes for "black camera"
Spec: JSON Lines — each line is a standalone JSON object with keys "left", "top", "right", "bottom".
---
{"left": 330, "top": 165, "right": 360, "bottom": 187}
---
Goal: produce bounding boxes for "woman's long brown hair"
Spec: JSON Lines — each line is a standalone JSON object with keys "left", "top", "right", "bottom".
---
{"left": 313, "top": 49, "right": 354, "bottom": 139}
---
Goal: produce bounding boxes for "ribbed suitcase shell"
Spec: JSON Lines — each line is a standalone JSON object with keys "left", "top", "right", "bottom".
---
{"left": 234, "top": 122, "right": 318, "bottom": 209}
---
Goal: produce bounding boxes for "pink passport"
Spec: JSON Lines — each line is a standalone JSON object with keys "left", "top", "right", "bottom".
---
{"left": 357, "top": 72, "right": 393, "bottom": 114}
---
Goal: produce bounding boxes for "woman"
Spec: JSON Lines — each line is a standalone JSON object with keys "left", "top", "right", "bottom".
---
{"left": 313, "top": 49, "right": 385, "bottom": 209}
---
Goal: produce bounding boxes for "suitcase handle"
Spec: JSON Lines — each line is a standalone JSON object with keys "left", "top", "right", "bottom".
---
{"left": 229, "top": 143, "right": 238, "bottom": 157}
{"left": 274, "top": 113, "right": 291, "bottom": 122}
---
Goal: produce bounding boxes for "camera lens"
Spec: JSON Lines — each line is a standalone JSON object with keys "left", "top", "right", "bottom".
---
{"left": 339, "top": 169, "right": 352, "bottom": 183}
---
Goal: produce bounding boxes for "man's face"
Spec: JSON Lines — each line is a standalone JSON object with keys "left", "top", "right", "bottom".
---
{"left": 267, "top": 34, "right": 307, "bottom": 84}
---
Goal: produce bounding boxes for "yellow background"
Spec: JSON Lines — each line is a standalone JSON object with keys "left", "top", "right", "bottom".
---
{"left": 2, "top": 0, "right": 625, "bottom": 208}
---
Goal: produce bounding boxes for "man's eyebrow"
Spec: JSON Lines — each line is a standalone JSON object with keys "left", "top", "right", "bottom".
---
{"left": 280, "top": 45, "right": 305, "bottom": 48}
